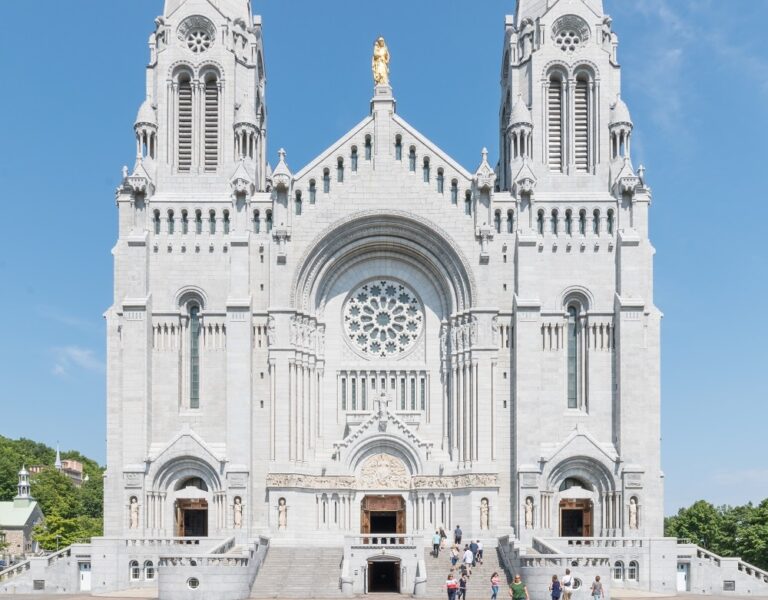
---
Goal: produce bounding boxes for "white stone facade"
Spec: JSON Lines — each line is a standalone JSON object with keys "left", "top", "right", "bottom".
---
{"left": 105, "top": 0, "right": 661, "bottom": 548}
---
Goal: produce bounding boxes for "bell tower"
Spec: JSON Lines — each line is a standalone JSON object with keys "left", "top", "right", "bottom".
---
{"left": 498, "top": 0, "right": 630, "bottom": 192}
{"left": 127, "top": 0, "right": 267, "bottom": 195}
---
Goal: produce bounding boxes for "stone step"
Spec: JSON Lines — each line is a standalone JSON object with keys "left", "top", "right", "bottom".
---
{"left": 250, "top": 546, "right": 344, "bottom": 598}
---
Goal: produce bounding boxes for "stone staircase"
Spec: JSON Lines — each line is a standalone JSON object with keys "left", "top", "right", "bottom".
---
{"left": 423, "top": 543, "right": 512, "bottom": 599}
{"left": 249, "top": 546, "right": 344, "bottom": 598}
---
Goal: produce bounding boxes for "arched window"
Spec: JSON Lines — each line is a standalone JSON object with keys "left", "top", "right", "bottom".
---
{"left": 537, "top": 210, "right": 545, "bottom": 235}
{"left": 494, "top": 210, "right": 502, "bottom": 233}
{"left": 613, "top": 561, "right": 624, "bottom": 581}
{"left": 547, "top": 72, "right": 565, "bottom": 173}
{"left": 450, "top": 180, "right": 458, "bottom": 204}
{"left": 437, "top": 168, "right": 444, "bottom": 193}
{"left": 153, "top": 210, "right": 161, "bottom": 235}
{"left": 323, "top": 168, "right": 330, "bottom": 193}
{"left": 567, "top": 303, "right": 582, "bottom": 409}
{"left": 507, "top": 210, "right": 514, "bottom": 233}
{"left": 176, "top": 73, "right": 193, "bottom": 172}
{"left": 551, "top": 210, "right": 559, "bottom": 235}
{"left": 607, "top": 209, "right": 615, "bottom": 235}
{"left": 337, "top": 158, "right": 344, "bottom": 183}
{"left": 189, "top": 304, "right": 201, "bottom": 409}
{"left": 209, "top": 210, "right": 216, "bottom": 234}
{"left": 423, "top": 157, "right": 430, "bottom": 183}
{"left": 265, "top": 210, "right": 273, "bottom": 232}
{"left": 464, "top": 191, "right": 472, "bottom": 215}
{"left": 309, "top": 180, "right": 317, "bottom": 204}
{"left": 195, "top": 209, "right": 203, "bottom": 234}
{"left": 295, "top": 191, "right": 302, "bottom": 216}
{"left": 144, "top": 560, "right": 155, "bottom": 581}
{"left": 129, "top": 560, "right": 140, "bottom": 581}
{"left": 408, "top": 146, "right": 416, "bottom": 172}
{"left": 365, "top": 135, "right": 372, "bottom": 160}
{"left": 579, "top": 210, "right": 586, "bottom": 235}
{"left": 351, "top": 147, "right": 358, "bottom": 172}
{"left": 203, "top": 73, "right": 220, "bottom": 172}
{"left": 167, "top": 210, "right": 175, "bottom": 235}
{"left": 395, "top": 135, "right": 402, "bottom": 160}
{"left": 252, "top": 210, "right": 260, "bottom": 233}
{"left": 223, "top": 210, "right": 230, "bottom": 234}
{"left": 628, "top": 561, "right": 639, "bottom": 581}
{"left": 593, "top": 209, "right": 601, "bottom": 234}
{"left": 565, "top": 209, "right": 573, "bottom": 235}
{"left": 574, "top": 73, "right": 591, "bottom": 173}
{"left": 181, "top": 210, "right": 189, "bottom": 235}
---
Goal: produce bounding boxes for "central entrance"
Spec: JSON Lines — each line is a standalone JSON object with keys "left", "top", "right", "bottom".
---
{"left": 361, "top": 495, "right": 406, "bottom": 536}
{"left": 559, "top": 499, "right": 592, "bottom": 537}
{"left": 175, "top": 498, "right": 209, "bottom": 537}
{"left": 368, "top": 558, "right": 401, "bottom": 593}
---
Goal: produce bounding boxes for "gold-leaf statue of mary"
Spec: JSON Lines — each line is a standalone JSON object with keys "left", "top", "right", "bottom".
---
{"left": 372, "top": 37, "right": 390, "bottom": 85}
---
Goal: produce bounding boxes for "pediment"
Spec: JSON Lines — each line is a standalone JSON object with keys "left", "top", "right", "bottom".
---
{"left": 540, "top": 424, "right": 618, "bottom": 466}
{"left": 333, "top": 393, "right": 433, "bottom": 473}
{"left": 148, "top": 426, "right": 226, "bottom": 468}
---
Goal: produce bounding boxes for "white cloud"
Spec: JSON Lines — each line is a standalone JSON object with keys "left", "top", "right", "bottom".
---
{"left": 52, "top": 346, "right": 105, "bottom": 377}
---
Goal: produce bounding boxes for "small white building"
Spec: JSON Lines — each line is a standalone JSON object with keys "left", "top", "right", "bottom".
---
{"left": 0, "top": 468, "right": 43, "bottom": 559}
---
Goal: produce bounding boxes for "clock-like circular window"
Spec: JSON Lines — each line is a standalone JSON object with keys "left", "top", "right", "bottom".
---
{"left": 178, "top": 16, "right": 216, "bottom": 54}
{"left": 343, "top": 279, "right": 424, "bottom": 358}
{"left": 552, "top": 15, "right": 590, "bottom": 52}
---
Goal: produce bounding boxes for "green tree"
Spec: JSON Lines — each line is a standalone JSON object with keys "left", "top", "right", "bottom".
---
{"left": 33, "top": 514, "right": 103, "bottom": 551}
{"left": 665, "top": 500, "right": 727, "bottom": 552}
{"left": 79, "top": 476, "right": 103, "bottom": 519}
{"left": 30, "top": 468, "right": 81, "bottom": 519}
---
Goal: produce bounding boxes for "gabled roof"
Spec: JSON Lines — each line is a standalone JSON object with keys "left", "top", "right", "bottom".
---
{"left": 165, "top": 0, "right": 251, "bottom": 23}
{"left": 0, "top": 501, "right": 41, "bottom": 528}
{"left": 516, "top": 0, "right": 603, "bottom": 25}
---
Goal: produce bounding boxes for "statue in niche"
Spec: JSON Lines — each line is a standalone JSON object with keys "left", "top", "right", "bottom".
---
{"left": 372, "top": 37, "right": 390, "bottom": 85}
{"left": 492, "top": 316, "right": 500, "bottom": 346}
{"left": 524, "top": 497, "right": 534, "bottom": 529}
{"left": 278, "top": 497, "right": 287, "bottom": 530}
{"left": 440, "top": 323, "right": 448, "bottom": 357}
{"left": 629, "top": 497, "right": 638, "bottom": 530}
{"left": 129, "top": 496, "right": 139, "bottom": 529}
{"left": 234, "top": 496, "right": 243, "bottom": 529}
{"left": 267, "top": 316, "right": 276, "bottom": 346}
{"left": 480, "top": 498, "right": 489, "bottom": 530}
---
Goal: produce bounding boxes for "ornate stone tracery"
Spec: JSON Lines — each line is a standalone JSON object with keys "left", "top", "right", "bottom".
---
{"left": 358, "top": 453, "right": 410, "bottom": 490}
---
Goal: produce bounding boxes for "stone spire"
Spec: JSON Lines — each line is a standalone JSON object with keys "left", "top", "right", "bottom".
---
{"left": 54, "top": 444, "right": 62, "bottom": 471}
{"left": 515, "top": 0, "right": 603, "bottom": 24}
{"left": 164, "top": 0, "right": 253, "bottom": 22}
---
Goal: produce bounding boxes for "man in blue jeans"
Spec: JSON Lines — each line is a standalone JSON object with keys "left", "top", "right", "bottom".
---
{"left": 432, "top": 530, "right": 442, "bottom": 557}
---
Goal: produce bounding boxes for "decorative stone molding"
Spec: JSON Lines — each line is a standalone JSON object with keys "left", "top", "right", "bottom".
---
{"left": 412, "top": 474, "right": 498, "bottom": 489}
{"left": 473, "top": 147, "right": 497, "bottom": 192}
{"left": 266, "top": 474, "right": 356, "bottom": 490}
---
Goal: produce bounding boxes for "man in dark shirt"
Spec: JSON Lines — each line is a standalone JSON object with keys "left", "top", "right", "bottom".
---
{"left": 454, "top": 525, "right": 463, "bottom": 545}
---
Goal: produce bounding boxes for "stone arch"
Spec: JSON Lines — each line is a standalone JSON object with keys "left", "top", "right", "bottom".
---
{"left": 558, "top": 285, "right": 594, "bottom": 312}
{"left": 151, "top": 455, "right": 223, "bottom": 494}
{"left": 346, "top": 436, "right": 422, "bottom": 479}
{"left": 291, "top": 211, "right": 476, "bottom": 316}
{"left": 545, "top": 455, "right": 616, "bottom": 496}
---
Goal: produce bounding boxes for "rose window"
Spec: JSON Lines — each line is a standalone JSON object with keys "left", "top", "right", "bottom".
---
{"left": 177, "top": 16, "right": 215, "bottom": 54}
{"left": 186, "top": 30, "right": 212, "bottom": 53}
{"left": 343, "top": 279, "right": 424, "bottom": 358}
{"left": 552, "top": 15, "right": 590, "bottom": 52}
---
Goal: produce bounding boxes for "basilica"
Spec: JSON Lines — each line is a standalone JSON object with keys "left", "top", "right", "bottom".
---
{"left": 2, "top": 0, "right": 768, "bottom": 598}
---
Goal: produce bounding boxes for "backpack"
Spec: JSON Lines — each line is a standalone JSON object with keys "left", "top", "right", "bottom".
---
{"left": 552, "top": 581, "right": 562, "bottom": 599}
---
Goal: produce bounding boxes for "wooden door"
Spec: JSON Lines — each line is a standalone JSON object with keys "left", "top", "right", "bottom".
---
{"left": 583, "top": 502, "right": 592, "bottom": 537}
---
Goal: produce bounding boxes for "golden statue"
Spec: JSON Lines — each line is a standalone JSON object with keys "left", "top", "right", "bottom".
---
{"left": 372, "top": 37, "right": 390, "bottom": 86}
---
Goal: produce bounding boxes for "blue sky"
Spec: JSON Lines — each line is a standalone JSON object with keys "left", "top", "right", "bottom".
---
{"left": 0, "top": 0, "right": 766, "bottom": 515}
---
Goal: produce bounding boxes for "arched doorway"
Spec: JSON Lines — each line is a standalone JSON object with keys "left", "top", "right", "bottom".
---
{"left": 558, "top": 477, "right": 593, "bottom": 537}
{"left": 367, "top": 556, "right": 401, "bottom": 593}
{"left": 174, "top": 477, "right": 209, "bottom": 537}
{"left": 361, "top": 495, "right": 406, "bottom": 536}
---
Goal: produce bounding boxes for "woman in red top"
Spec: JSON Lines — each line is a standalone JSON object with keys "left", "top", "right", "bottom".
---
{"left": 446, "top": 573, "right": 459, "bottom": 600}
